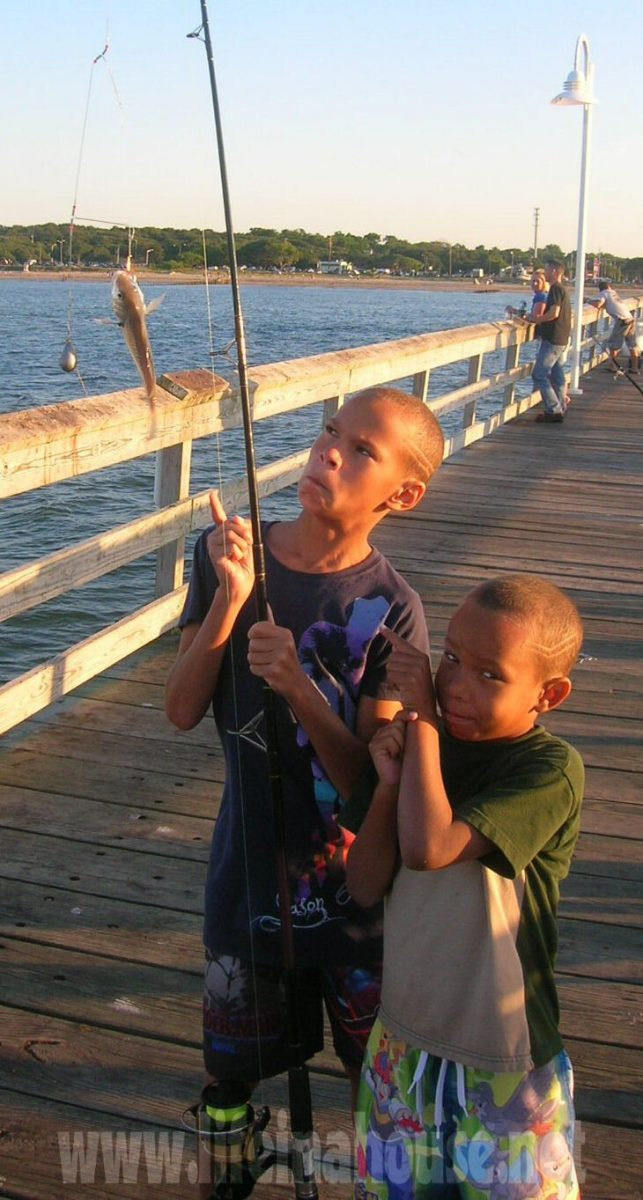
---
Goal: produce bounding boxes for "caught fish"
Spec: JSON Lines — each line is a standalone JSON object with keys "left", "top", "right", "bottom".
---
{"left": 111, "top": 270, "right": 164, "bottom": 399}
{"left": 59, "top": 340, "right": 78, "bottom": 372}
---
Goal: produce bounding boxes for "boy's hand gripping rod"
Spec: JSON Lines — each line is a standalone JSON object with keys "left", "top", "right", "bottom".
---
{"left": 190, "top": 5, "right": 318, "bottom": 1198}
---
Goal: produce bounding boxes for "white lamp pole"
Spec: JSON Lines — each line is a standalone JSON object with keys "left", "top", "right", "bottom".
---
{"left": 551, "top": 34, "right": 596, "bottom": 394}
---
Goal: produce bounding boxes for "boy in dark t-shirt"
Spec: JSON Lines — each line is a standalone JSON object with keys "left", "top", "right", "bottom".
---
{"left": 345, "top": 573, "right": 584, "bottom": 1199}
{"left": 166, "top": 387, "right": 444, "bottom": 1111}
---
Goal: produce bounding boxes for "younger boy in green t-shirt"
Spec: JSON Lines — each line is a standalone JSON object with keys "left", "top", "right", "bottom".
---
{"left": 344, "top": 573, "right": 584, "bottom": 1199}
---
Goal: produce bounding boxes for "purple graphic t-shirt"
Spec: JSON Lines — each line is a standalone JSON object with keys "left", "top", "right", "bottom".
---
{"left": 180, "top": 523, "right": 429, "bottom": 965}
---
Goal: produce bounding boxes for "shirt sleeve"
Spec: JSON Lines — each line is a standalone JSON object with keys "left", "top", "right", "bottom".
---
{"left": 458, "top": 751, "right": 584, "bottom": 879}
{"left": 179, "top": 528, "right": 219, "bottom": 628}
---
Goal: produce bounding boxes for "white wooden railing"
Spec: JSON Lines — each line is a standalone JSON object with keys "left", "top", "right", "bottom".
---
{"left": 0, "top": 298, "right": 638, "bottom": 734}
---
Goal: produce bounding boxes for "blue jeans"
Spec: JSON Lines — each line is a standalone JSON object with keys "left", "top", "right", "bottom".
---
{"left": 532, "top": 340, "right": 568, "bottom": 414}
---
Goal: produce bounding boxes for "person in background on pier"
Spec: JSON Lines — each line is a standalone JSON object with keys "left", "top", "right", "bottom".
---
{"left": 345, "top": 573, "right": 584, "bottom": 1199}
{"left": 165, "top": 386, "right": 444, "bottom": 1194}
{"left": 590, "top": 280, "right": 640, "bottom": 375}
{"left": 524, "top": 259, "right": 571, "bottom": 423}
{"left": 506, "top": 268, "right": 549, "bottom": 322}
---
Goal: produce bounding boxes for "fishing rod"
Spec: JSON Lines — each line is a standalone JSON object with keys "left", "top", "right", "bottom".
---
{"left": 190, "top": 5, "right": 318, "bottom": 1199}
{"left": 592, "top": 336, "right": 643, "bottom": 395}
{"left": 614, "top": 365, "right": 643, "bottom": 396}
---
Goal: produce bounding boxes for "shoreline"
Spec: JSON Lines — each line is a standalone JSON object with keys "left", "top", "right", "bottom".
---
{"left": 0, "top": 269, "right": 532, "bottom": 294}
{"left": 3, "top": 269, "right": 640, "bottom": 297}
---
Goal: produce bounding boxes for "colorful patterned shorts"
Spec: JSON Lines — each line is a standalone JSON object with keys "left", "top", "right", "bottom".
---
{"left": 355, "top": 1017, "right": 579, "bottom": 1199}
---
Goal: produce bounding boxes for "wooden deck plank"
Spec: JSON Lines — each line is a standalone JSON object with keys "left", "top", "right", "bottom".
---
{"left": 1, "top": 1089, "right": 639, "bottom": 1199}
{"left": 0, "top": 786, "right": 215, "bottom": 858}
{"left": 0, "top": 877, "right": 638, "bottom": 983}
{"left": 0, "top": 1091, "right": 356, "bottom": 1200}
{"left": 1, "top": 937, "right": 640, "bottom": 1053}
{"left": 1, "top": 779, "right": 638, "bottom": 850}
{"left": 0, "top": 744, "right": 217, "bottom": 811}
{"left": 0, "top": 1005, "right": 353, "bottom": 1138}
{"left": 0, "top": 364, "right": 641, "bottom": 1198}
{"left": 2, "top": 1004, "right": 640, "bottom": 1135}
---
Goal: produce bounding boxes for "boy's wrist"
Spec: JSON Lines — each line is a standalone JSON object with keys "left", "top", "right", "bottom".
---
{"left": 374, "top": 779, "right": 399, "bottom": 803}
{"left": 282, "top": 663, "right": 313, "bottom": 710}
{"left": 211, "top": 586, "right": 244, "bottom": 628}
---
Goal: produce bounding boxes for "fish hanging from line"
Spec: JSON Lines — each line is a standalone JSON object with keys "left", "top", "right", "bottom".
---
{"left": 110, "top": 270, "right": 164, "bottom": 399}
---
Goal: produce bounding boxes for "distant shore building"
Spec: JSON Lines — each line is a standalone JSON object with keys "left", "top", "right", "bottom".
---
{"left": 317, "top": 259, "right": 354, "bottom": 275}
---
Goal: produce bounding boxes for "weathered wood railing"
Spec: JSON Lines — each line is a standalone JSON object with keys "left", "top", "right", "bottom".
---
{"left": 1, "top": 298, "right": 639, "bottom": 734}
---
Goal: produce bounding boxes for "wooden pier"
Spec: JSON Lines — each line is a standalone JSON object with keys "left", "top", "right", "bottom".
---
{"left": 1, "top": 341, "right": 641, "bottom": 1196}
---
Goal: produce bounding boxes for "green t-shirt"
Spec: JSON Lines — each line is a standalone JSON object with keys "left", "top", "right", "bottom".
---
{"left": 342, "top": 725, "right": 584, "bottom": 1071}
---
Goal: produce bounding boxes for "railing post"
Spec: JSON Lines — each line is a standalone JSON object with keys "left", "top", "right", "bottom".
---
{"left": 463, "top": 354, "right": 482, "bottom": 427}
{"left": 588, "top": 312, "right": 601, "bottom": 371}
{"left": 503, "top": 335, "right": 520, "bottom": 409}
{"left": 322, "top": 394, "right": 342, "bottom": 426}
{"left": 412, "top": 370, "right": 430, "bottom": 404}
{"left": 154, "top": 440, "right": 193, "bottom": 597}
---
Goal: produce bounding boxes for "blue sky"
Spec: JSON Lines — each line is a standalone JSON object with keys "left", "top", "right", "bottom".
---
{"left": 3, "top": 0, "right": 642, "bottom": 256}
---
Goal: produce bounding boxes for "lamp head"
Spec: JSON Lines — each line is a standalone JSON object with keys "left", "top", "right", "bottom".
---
{"left": 551, "top": 35, "right": 597, "bottom": 105}
{"left": 552, "top": 70, "right": 595, "bottom": 105}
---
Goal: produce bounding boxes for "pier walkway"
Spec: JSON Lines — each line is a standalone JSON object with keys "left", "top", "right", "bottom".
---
{"left": 0, "top": 364, "right": 641, "bottom": 1198}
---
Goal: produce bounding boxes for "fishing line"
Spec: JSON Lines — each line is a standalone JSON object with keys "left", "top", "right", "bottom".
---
{"left": 61, "top": 16, "right": 126, "bottom": 387}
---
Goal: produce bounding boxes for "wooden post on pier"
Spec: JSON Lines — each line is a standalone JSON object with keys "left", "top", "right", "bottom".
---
{"left": 153, "top": 370, "right": 229, "bottom": 598}
{"left": 463, "top": 352, "right": 483, "bottom": 426}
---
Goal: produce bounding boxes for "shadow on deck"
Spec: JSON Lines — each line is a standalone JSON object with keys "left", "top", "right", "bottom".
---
{"left": 0, "top": 366, "right": 641, "bottom": 1198}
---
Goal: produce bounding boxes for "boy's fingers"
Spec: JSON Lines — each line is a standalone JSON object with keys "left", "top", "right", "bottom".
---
{"left": 209, "top": 490, "right": 227, "bottom": 526}
{"left": 379, "top": 626, "right": 407, "bottom": 650}
{"left": 266, "top": 603, "right": 276, "bottom": 625}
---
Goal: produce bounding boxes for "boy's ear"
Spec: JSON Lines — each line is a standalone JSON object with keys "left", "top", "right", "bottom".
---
{"left": 535, "top": 677, "right": 572, "bottom": 713}
{"left": 384, "top": 480, "right": 426, "bottom": 513}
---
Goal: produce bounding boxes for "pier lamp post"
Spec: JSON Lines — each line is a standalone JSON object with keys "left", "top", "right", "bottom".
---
{"left": 145, "top": 248, "right": 154, "bottom": 266}
{"left": 551, "top": 34, "right": 597, "bottom": 394}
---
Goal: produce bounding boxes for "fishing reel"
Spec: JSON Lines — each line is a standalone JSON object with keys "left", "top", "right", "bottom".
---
{"left": 185, "top": 1081, "right": 275, "bottom": 1200}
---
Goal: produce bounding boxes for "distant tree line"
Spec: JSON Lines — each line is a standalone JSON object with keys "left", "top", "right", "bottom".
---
{"left": 1, "top": 222, "right": 640, "bottom": 282}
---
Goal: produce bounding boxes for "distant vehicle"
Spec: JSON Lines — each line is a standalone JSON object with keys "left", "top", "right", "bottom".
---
{"left": 317, "top": 259, "right": 353, "bottom": 275}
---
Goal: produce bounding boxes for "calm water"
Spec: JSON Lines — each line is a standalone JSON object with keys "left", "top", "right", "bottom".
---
{"left": 0, "top": 278, "right": 532, "bottom": 682}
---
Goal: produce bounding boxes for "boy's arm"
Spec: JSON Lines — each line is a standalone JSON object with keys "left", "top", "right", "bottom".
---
{"left": 382, "top": 629, "right": 493, "bottom": 869}
{"left": 247, "top": 620, "right": 400, "bottom": 798}
{"left": 398, "top": 718, "right": 493, "bottom": 869}
{"left": 345, "top": 721, "right": 405, "bottom": 907}
{"left": 344, "top": 779, "right": 399, "bottom": 907}
{"left": 165, "top": 592, "right": 244, "bottom": 730}
{"left": 165, "top": 494, "right": 254, "bottom": 730}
